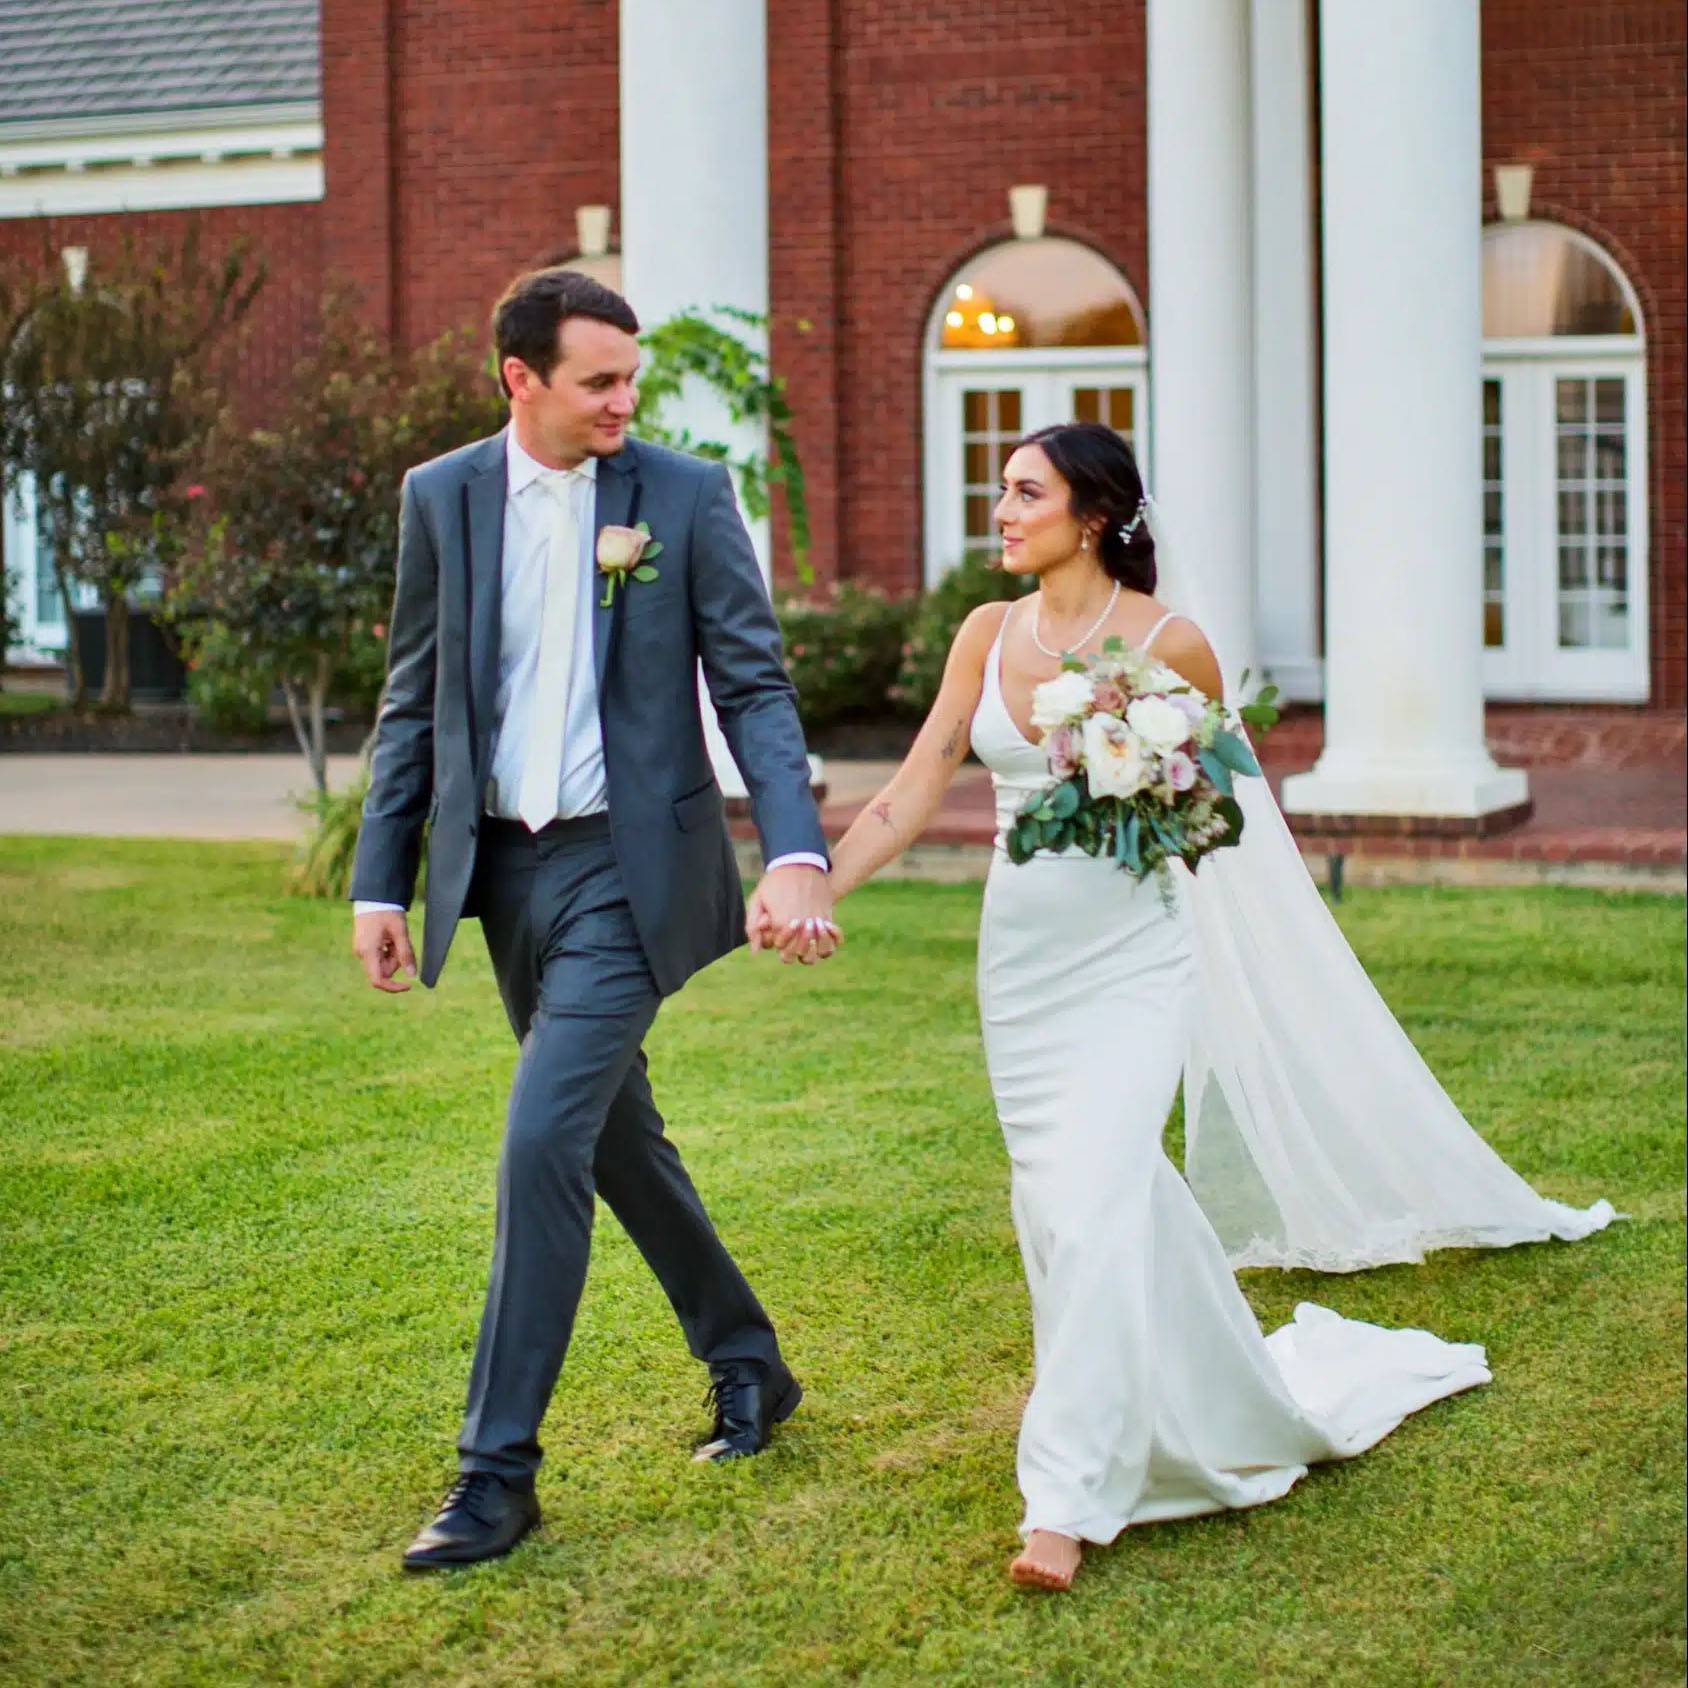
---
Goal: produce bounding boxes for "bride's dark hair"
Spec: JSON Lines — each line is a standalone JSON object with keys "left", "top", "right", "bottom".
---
{"left": 1018, "top": 421, "right": 1156, "bottom": 594}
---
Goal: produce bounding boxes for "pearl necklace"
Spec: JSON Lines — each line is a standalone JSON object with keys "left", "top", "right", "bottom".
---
{"left": 1032, "top": 580, "right": 1120, "bottom": 659}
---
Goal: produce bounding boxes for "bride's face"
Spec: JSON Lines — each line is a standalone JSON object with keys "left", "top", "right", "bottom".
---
{"left": 994, "top": 446, "right": 1095, "bottom": 577}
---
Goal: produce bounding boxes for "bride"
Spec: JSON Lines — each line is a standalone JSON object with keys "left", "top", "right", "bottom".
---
{"left": 778, "top": 421, "right": 1614, "bottom": 1592}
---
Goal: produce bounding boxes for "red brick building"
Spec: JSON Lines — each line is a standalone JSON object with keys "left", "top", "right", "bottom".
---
{"left": 3, "top": 0, "right": 1683, "bottom": 752}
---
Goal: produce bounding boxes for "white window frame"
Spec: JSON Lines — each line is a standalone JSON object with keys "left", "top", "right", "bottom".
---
{"left": 1482, "top": 338, "right": 1649, "bottom": 702}
{"left": 4, "top": 472, "right": 103, "bottom": 660}
{"left": 923, "top": 346, "right": 1151, "bottom": 588}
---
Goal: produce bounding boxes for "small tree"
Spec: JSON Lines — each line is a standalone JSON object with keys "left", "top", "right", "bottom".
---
{"left": 0, "top": 226, "right": 263, "bottom": 709}
{"left": 171, "top": 307, "right": 505, "bottom": 792}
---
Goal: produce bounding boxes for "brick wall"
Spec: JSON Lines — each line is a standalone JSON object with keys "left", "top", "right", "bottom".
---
{"left": 769, "top": 1, "right": 1147, "bottom": 595}
{"left": 324, "top": 0, "right": 621, "bottom": 353}
{"left": 1481, "top": 0, "right": 1687, "bottom": 707}
{"left": 0, "top": 202, "right": 323, "bottom": 414}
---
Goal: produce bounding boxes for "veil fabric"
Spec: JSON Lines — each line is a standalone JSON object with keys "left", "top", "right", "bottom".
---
{"left": 1143, "top": 498, "right": 1617, "bottom": 1272}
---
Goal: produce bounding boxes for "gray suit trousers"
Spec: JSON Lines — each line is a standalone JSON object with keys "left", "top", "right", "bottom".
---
{"left": 457, "top": 813, "right": 781, "bottom": 1481}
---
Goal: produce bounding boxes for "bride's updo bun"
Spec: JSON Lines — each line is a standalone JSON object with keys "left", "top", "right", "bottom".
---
{"left": 1019, "top": 421, "right": 1156, "bottom": 594}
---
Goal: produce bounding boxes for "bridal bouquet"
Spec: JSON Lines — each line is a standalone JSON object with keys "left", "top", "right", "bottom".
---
{"left": 1005, "top": 638, "right": 1279, "bottom": 878}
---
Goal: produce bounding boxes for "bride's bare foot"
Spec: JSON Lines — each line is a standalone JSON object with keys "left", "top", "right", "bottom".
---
{"left": 1009, "top": 1529, "right": 1082, "bottom": 1591}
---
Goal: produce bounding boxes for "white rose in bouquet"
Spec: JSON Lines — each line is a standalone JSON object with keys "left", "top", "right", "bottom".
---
{"left": 1030, "top": 670, "right": 1097, "bottom": 731}
{"left": 1082, "top": 713, "right": 1152, "bottom": 800}
{"left": 1125, "top": 694, "right": 1192, "bottom": 755}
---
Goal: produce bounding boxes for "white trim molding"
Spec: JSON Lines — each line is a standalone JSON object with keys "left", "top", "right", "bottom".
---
{"left": 0, "top": 103, "right": 323, "bottom": 218}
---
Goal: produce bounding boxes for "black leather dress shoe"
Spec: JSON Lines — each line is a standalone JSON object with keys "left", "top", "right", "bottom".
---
{"left": 693, "top": 1359, "right": 803, "bottom": 1463}
{"left": 401, "top": 1472, "right": 540, "bottom": 1571}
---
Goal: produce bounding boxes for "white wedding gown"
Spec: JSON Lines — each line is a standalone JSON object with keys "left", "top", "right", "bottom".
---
{"left": 972, "top": 608, "right": 1494, "bottom": 1543}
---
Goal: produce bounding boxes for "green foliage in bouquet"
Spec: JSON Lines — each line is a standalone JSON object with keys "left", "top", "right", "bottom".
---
{"left": 776, "top": 584, "right": 912, "bottom": 734}
{"left": 889, "top": 553, "right": 1032, "bottom": 718}
{"left": 1005, "top": 639, "right": 1282, "bottom": 875}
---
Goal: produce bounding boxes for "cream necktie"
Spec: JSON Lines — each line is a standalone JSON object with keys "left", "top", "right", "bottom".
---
{"left": 515, "top": 471, "right": 580, "bottom": 831}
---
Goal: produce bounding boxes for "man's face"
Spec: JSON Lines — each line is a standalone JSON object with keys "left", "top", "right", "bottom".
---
{"left": 504, "top": 316, "right": 640, "bottom": 462}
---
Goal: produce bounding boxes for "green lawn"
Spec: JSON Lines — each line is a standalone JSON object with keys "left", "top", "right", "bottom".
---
{"left": 1, "top": 838, "right": 1682, "bottom": 1687}
{"left": 0, "top": 690, "right": 61, "bottom": 717}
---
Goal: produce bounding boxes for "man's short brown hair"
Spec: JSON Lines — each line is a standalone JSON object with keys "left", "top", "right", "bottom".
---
{"left": 491, "top": 267, "right": 640, "bottom": 397}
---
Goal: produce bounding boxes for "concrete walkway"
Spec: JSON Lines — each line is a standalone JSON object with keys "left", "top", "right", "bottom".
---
{"left": 0, "top": 754, "right": 368, "bottom": 840}
{"left": 0, "top": 755, "right": 900, "bottom": 842}
{"left": 2, "top": 752, "right": 1680, "bottom": 891}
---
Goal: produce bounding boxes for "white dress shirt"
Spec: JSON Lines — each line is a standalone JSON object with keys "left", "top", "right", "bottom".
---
{"left": 355, "top": 432, "right": 824, "bottom": 916}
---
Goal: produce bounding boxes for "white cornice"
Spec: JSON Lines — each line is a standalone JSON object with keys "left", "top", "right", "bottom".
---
{"left": 0, "top": 106, "right": 323, "bottom": 218}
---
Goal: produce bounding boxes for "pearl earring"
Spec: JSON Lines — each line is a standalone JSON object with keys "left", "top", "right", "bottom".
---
{"left": 1080, "top": 535, "right": 1089, "bottom": 551}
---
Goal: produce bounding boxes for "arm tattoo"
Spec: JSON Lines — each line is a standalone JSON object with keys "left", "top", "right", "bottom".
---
{"left": 870, "top": 800, "right": 895, "bottom": 831}
{"left": 940, "top": 717, "right": 965, "bottom": 760}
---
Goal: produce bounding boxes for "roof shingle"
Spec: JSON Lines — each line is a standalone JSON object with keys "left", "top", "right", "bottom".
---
{"left": 0, "top": 0, "right": 320, "bottom": 128}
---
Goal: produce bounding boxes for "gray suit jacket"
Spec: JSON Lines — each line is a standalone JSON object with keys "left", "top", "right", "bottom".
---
{"left": 349, "top": 429, "right": 826, "bottom": 995}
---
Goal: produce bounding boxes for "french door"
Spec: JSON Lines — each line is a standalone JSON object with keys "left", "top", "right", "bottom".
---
{"left": 1482, "top": 349, "right": 1649, "bottom": 701}
{"left": 924, "top": 351, "right": 1149, "bottom": 586}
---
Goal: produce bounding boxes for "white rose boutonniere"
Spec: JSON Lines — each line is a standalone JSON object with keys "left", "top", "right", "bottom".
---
{"left": 597, "top": 520, "right": 665, "bottom": 607}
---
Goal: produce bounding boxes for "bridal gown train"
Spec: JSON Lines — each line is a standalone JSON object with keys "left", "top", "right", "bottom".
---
{"left": 972, "top": 609, "right": 1493, "bottom": 1543}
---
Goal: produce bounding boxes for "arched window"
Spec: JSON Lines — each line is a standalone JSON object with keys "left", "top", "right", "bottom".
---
{"left": 923, "top": 238, "right": 1147, "bottom": 584}
{"left": 1480, "top": 223, "right": 1648, "bottom": 700}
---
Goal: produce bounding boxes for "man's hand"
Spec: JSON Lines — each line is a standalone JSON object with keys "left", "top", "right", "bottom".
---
{"left": 354, "top": 910, "right": 418, "bottom": 993}
{"left": 746, "top": 864, "right": 841, "bottom": 966}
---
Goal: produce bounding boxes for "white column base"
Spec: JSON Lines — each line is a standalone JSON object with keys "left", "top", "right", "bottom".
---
{"left": 1282, "top": 749, "right": 1529, "bottom": 819}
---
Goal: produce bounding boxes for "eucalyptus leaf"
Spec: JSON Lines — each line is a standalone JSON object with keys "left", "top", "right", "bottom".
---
{"left": 1213, "top": 795, "right": 1246, "bottom": 848}
{"left": 1122, "top": 810, "right": 1143, "bottom": 875}
{"left": 632, "top": 565, "right": 660, "bottom": 583}
{"left": 1049, "top": 781, "right": 1080, "bottom": 820}
{"left": 1197, "top": 749, "right": 1234, "bottom": 797}
{"left": 1211, "top": 730, "right": 1262, "bottom": 777}
{"left": 641, "top": 541, "right": 664, "bottom": 559}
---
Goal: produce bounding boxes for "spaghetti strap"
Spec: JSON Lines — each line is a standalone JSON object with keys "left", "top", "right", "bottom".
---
{"left": 1140, "top": 610, "right": 1180, "bottom": 653}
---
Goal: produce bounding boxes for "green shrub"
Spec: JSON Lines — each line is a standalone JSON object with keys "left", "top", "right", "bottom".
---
{"left": 777, "top": 583, "right": 912, "bottom": 735}
{"left": 890, "top": 554, "right": 1031, "bottom": 718}
{"left": 182, "top": 622, "right": 275, "bottom": 735}
{"left": 288, "top": 768, "right": 429, "bottom": 902}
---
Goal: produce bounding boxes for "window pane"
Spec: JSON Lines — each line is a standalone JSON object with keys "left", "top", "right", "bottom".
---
{"left": 1557, "top": 379, "right": 1588, "bottom": 423}
{"left": 1594, "top": 433, "right": 1626, "bottom": 480}
{"left": 1558, "top": 489, "right": 1587, "bottom": 537}
{"left": 1558, "top": 598, "right": 1592, "bottom": 648}
{"left": 1106, "top": 388, "right": 1134, "bottom": 432}
{"left": 936, "top": 237, "right": 1143, "bottom": 349}
{"left": 1484, "top": 225, "right": 1637, "bottom": 337}
{"left": 999, "top": 389, "right": 1022, "bottom": 431}
{"left": 963, "top": 390, "right": 990, "bottom": 431}
{"left": 1481, "top": 378, "right": 1504, "bottom": 647}
{"left": 1592, "top": 597, "right": 1629, "bottom": 649}
{"left": 1558, "top": 545, "right": 1589, "bottom": 589}
{"left": 1596, "top": 545, "right": 1627, "bottom": 590}
{"left": 1072, "top": 387, "right": 1100, "bottom": 424}
{"left": 965, "top": 494, "right": 995, "bottom": 538}
{"left": 1556, "top": 432, "right": 1585, "bottom": 479}
{"left": 964, "top": 440, "right": 993, "bottom": 484}
{"left": 1594, "top": 377, "right": 1624, "bottom": 423}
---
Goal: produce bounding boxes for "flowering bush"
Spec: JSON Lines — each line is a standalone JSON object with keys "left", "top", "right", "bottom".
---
{"left": 777, "top": 584, "right": 912, "bottom": 734}
{"left": 890, "top": 554, "right": 1031, "bottom": 718}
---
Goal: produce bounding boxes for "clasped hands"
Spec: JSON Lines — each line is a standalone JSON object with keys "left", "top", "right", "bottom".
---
{"left": 746, "top": 863, "right": 843, "bottom": 966}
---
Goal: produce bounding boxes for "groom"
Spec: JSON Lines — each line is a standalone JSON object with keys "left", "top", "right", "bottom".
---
{"left": 350, "top": 267, "right": 837, "bottom": 1570}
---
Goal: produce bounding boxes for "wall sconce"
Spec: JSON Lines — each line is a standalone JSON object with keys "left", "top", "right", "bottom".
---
{"left": 1493, "top": 164, "right": 1533, "bottom": 223}
{"left": 575, "top": 203, "right": 613, "bottom": 259}
{"left": 1009, "top": 183, "right": 1047, "bottom": 241}
{"left": 61, "top": 246, "right": 89, "bottom": 293}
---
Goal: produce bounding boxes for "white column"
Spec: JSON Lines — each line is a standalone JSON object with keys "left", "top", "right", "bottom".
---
{"left": 1147, "top": 0, "right": 1257, "bottom": 691}
{"left": 1283, "top": 0, "right": 1527, "bottom": 819}
{"left": 620, "top": 0, "right": 791, "bottom": 801}
{"left": 1250, "top": 0, "right": 1321, "bottom": 701}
